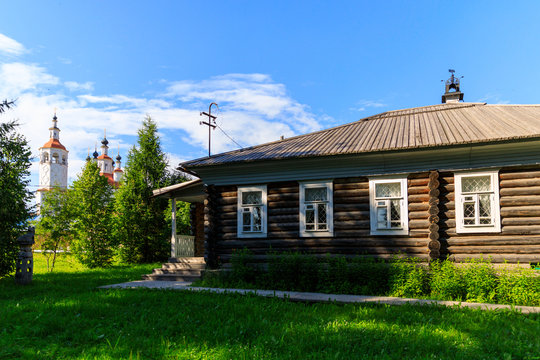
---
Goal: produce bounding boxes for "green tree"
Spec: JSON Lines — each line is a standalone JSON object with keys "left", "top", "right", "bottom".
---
{"left": 71, "top": 160, "right": 115, "bottom": 267}
{"left": 114, "top": 116, "right": 171, "bottom": 263}
{"left": 0, "top": 120, "right": 33, "bottom": 278}
{"left": 35, "top": 187, "right": 73, "bottom": 271}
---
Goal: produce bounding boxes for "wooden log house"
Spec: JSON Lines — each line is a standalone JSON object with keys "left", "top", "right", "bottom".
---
{"left": 156, "top": 76, "right": 540, "bottom": 267}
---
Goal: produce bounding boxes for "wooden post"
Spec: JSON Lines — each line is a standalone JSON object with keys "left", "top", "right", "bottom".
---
{"left": 15, "top": 227, "right": 35, "bottom": 285}
{"left": 171, "top": 197, "right": 177, "bottom": 259}
{"left": 204, "top": 185, "right": 219, "bottom": 268}
{"left": 428, "top": 171, "right": 441, "bottom": 260}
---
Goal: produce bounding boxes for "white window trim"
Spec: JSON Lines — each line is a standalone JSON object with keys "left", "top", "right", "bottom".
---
{"left": 369, "top": 176, "right": 409, "bottom": 236}
{"left": 237, "top": 185, "right": 267, "bottom": 238}
{"left": 455, "top": 170, "right": 501, "bottom": 234}
{"left": 299, "top": 181, "right": 333, "bottom": 237}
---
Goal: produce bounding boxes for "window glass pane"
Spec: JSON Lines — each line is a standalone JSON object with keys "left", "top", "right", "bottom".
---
{"left": 242, "top": 191, "right": 262, "bottom": 205}
{"left": 305, "top": 187, "right": 327, "bottom": 202}
{"left": 317, "top": 203, "right": 327, "bottom": 227}
{"left": 242, "top": 211, "right": 251, "bottom": 231}
{"left": 377, "top": 206, "right": 388, "bottom": 229}
{"left": 480, "top": 218, "right": 492, "bottom": 225}
{"left": 253, "top": 207, "right": 262, "bottom": 231}
{"left": 462, "top": 176, "right": 491, "bottom": 193}
{"left": 463, "top": 202, "right": 475, "bottom": 219}
{"left": 390, "top": 199, "right": 401, "bottom": 228}
{"left": 478, "top": 194, "right": 491, "bottom": 217}
{"left": 306, "top": 208, "right": 315, "bottom": 225}
{"left": 375, "top": 182, "right": 401, "bottom": 198}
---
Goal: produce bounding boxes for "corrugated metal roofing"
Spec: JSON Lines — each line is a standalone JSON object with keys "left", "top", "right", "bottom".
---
{"left": 182, "top": 103, "right": 540, "bottom": 168}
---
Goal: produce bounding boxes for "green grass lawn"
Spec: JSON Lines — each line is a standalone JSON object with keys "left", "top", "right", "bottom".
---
{"left": 1, "top": 255, "right": 539, "bottom": 359}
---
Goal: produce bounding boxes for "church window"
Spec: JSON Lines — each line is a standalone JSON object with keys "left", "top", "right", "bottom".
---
{"left": 62, "top": 156, "right": 66, "bottom": 165}
{"left": 42, "top": 153, "right": 49, "bottom": 163}
{"left": 52, "top": 153, "right": 59, "bottom": 164}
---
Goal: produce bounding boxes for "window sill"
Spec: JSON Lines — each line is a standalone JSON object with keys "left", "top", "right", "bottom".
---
{"left": 237, "top": 232, "right": 267, "bottom": 238}
{"left": 456, "top": 226, "right": 501, "bottom": 234}
{"left": 370, "top": 229, "right": 409, "bottom": 236}
{"left": 300, "top": 230, "right": 333, "bottom": 238}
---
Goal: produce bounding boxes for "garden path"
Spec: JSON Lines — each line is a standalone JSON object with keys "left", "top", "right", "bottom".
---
{"left": 100, "top": 280, "right": 540, "bottom": 314}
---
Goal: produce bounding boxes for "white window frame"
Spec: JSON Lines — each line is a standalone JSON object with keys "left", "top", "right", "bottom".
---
{"left": 455, "top": 170, "right": 501, "bottom": 233}
{"left": 369, "top": 176, "right": 409, "bottom": 235}
{"left": 237, "top": 185, "right": 267, "bottom": 238}
{"left": 299, "top": 181, "right": 333, "bottom": 237}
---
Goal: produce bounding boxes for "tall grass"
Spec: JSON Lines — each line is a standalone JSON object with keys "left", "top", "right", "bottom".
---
{"left": 197, "top": 251, "right": 540, "bottom": 306}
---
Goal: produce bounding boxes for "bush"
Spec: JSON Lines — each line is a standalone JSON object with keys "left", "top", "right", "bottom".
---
{"left": 388, "top": 257, "right": 429, "bottom": 298}
{"left": 266, "top": 252, "right": 318, "bottom": 291}
{"left": 497, "top": 267, "right": 540, "bottom": 306}
{"left": 197, "top": 252, "right": 540, "bottom": 307}
{"left": 461, "top": 258, "right": 498, "bottom": 303}
{"left": 429, "top": 260, "right": 466, "bottom": 301}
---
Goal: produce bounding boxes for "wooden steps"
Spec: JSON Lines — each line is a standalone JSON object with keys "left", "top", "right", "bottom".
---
{"left": 142, "top": 257, "right": 205, "bottom": 282}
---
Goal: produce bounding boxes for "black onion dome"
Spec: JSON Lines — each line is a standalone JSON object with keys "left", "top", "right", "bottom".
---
{"left": 93, "top": 150, "right": 98, "bottom": 158}
{"left": 112, "top": 160, "right": 116, "bottom": 167}
{"left": 101, "top": 137, "right": 109, "bottom": 146}
{"left": 86, "top": 155, "right": 91, "bottom": 161}
{"left": 116, "top": 154, "right": 122, "bottom": 161}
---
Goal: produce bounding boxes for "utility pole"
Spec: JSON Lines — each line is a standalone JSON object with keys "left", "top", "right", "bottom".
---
{"left": 200, "top": 102, "right": 218, "bottom": 157}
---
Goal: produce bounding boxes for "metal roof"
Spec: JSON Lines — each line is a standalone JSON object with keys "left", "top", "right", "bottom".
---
{"left": 182, "top": 103, "right": 540, "bottom": 168}
{"left": 152, "top": 179, "right": 205, "bottom": 202}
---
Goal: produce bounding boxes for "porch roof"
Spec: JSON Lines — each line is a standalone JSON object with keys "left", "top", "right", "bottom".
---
{"left": 152, "top": 179, "right": 205, "bottom": 203}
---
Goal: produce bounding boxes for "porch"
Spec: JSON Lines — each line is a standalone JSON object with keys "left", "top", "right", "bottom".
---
{"left": 152, "top": 179, "right": 206, "bottom": 261}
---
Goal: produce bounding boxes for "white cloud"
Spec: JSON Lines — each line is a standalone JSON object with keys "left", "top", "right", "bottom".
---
{"left": 64, "top": 81, "right": 94, "bottom": 92}
{"left": 0, "top": 62, "right": 59, "bottom": 96}
{"left": 0, "top": 33, "right": 26, "bottom": 56}
{"left": 165, "top": 73, "right": 321, "bottom": 133}
{"left": 350, "top": 99, "right": 387, "bottom": 112}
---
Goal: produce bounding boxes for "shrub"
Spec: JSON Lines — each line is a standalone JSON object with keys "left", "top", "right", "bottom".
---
{"left": 497, "top": 267, "right": 540, "bottom": 306}
{"left": 461, "top": 258, "right": 498, "bottom": 303}
{"left": 429, "top": 260, "right": 466, "bottom": 301}
{"left": 266, "top": 252, "right": 318, "bottom": 291}
{"left": 388, "top": 256, "right": 429, "bottom": 298}
{"left": 230, "top": 248, "right": 258, "bottom": 285}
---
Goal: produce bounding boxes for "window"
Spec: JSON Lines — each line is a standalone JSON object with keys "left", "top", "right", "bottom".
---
{"left": 42, "top": 153, "right": 49, "bottom": 163}
{"left": 369, "top": 177, "right": 408, "bottom": 235}
{"left": 237, "top": 185, "right": 267, "bottom": 238}
{"left": 62, "top": 156, "right": 66, "bottom": 165}
{"left": 300, "top": 181, "right": 333, "bottom": 237}
{"left": 455, "top": 170, "right": 500, "bottom": 233}
{"left": 52, "top": 153, "right": 59, "bottom": 164}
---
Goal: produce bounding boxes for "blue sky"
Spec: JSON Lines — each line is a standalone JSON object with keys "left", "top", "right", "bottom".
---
{"left": 1, "top": 1, "right": 540, "bottom": 188}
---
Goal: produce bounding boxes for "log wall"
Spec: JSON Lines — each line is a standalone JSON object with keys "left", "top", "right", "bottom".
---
{"left": 204, "top": 167, "right": 540, "bottom": 265}
{"left": 439, "top": 167, "right": 540, "bottom": 263}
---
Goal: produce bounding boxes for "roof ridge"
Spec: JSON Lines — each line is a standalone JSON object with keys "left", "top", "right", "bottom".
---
{"left": 371, "top": 102, "right": 485, "bottom": 119}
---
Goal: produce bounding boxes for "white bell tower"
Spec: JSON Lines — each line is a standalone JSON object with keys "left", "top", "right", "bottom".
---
{"left": 37, "top": 113, "right": 68, "bottom": 205}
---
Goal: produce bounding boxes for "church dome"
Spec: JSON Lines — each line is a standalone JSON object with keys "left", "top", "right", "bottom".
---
{"left": 101, "top": 137, "right": 109, "bottom": 146}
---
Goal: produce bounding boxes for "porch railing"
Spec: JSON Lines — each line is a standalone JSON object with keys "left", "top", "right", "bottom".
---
{"left": 172, "top": 234, "right": 195, "bottom": 258}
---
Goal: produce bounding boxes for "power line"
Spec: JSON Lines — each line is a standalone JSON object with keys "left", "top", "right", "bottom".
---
{"left": 215, "top": 107, "right": 244, "bottom": 149}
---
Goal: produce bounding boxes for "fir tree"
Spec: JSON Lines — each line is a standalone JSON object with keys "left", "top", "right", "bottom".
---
{"left": 114, "top": 116, "right": 170, "bottom": 263}
{"left": 0, "top": 120, "right": 33, "bottom": 277}
{"left": 71, "top": 160, "right": 115, "bottom": 267}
